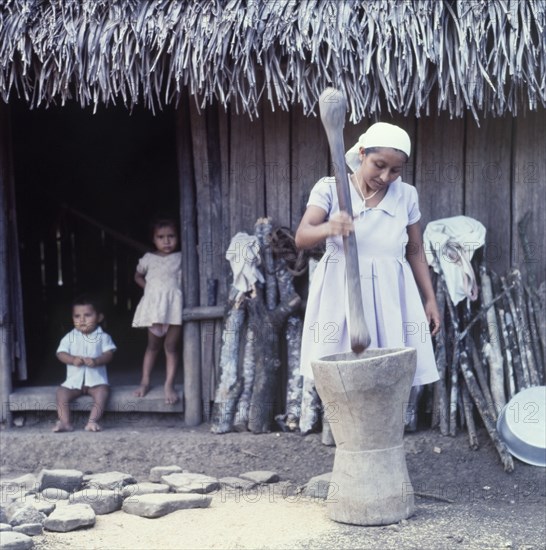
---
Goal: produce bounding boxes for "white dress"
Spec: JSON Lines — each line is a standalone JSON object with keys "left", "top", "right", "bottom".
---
{"left": 132, "top": 252, "right": 183, "bottom": 328}
{"left": 300, "top": 176, "right": 439, "bottom": 387}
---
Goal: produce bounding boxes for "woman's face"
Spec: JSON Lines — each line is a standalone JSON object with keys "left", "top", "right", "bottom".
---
{"left": 359, "top": 147, "right": 407, "bottom": 191}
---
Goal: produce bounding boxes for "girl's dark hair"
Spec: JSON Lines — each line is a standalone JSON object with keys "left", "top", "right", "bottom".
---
{"left": 149, "top": 217, "right": 179, "bottom": 239}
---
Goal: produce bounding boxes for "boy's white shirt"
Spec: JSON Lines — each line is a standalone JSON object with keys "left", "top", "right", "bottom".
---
{"left": 57, "top": 327, "right": 116, "bottom": 389}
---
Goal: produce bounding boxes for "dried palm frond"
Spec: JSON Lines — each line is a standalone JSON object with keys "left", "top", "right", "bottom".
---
{"left": 0, "top": 0, "right": 544, "bottom": 121}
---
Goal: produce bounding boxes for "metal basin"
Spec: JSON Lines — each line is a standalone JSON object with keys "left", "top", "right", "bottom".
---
{"left": 497, "top": 386, "right": 546, "bottom": 467}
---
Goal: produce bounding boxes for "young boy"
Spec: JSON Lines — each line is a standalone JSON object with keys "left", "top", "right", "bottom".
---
{"left": 53, "top": 295, "right": 116, "bottom": 432}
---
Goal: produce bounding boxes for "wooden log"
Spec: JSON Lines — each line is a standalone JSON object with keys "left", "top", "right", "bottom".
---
{"left": 177, "top": 97, "right": 202, "bottom": 426}
{"left": 536, "top": 282, "right": 546, "bottom": 374}
{"left": 431, "top": 251, "right": 460, "bottom": 435}
{"left": 461, "top": 381, "right": 479, "bottom": 450}
{"left": 247, "top": 289, "right": 301, "bottom": 434}
{"left": 405, "top": 385, "right": 423, "bottom": 432}
{"left": 459, "top": 350, "right": 514, "bottom": 472}
{"left": 210, "top": 291, "right": 246, "bottom": 434}
{"left": 503, "top": 273, "right": 531, "bottom": 388}
{"left": 233, "top": 322, "right": 255, "bottom": 432}
{"left": 511, "top": 270, "right": 540, "bottom": 386}
{"left": 479, "top": 265, "right": 505, "bottom": 413}
{"left": 470, "top": 337, "right": 497, "bottom": 422}
{"left": 278, "top": 315, "right": 303, "bottom": 432}
{"left": 255, "top": 218, "right": 277, "bottom": 311}
{"left": 448, "top": 318, "right": 460, "bottom": 436}
{"left": 498, "top": 305, "right": 516, "bottom": 400}
{"left": 299, "top": 376, "right": 321, "bottom": 435}
{"left": 432, "top": 280, "right": 449, "bottom": 435}
{"left": 525, "top": 288, "right": 544, "bottom": 385}
{"left": 274, "top": 256, "right": 303, "bottom": 432}
{"left": 501, "top": 276, "right": 527, "bottom": 392}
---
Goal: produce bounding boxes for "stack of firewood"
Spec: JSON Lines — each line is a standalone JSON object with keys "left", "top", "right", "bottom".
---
{"left": 210, "top": 218, "right": 305, "bottom": 434}
{"left": 428, "top": 254, "right": 545, "bottom": 471}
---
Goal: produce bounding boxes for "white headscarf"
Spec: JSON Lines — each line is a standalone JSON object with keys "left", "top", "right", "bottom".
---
{"left": 345, "top": 122, "right": 411, "bottom": 172}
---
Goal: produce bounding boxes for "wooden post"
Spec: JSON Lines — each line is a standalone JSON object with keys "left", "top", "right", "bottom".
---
{"left": 0, "top": 103, "right": 13, "bottom": 426}
{"left": 177, "top": 95, "right": 202, "bottom": 426}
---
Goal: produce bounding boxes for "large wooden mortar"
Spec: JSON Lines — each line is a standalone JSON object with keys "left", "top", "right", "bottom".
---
{"left": 312, "top": 348, "right": 417, "bottom": 526}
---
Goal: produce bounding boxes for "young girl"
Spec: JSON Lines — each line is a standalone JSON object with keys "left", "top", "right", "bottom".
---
{"left": 54, "top": 295, "right": 116, "bottom": 432}
{"left": 132, "top": 218, "right": 183, "bottom": 404}
{"left": 295, "top": 122, "right": 441, "bottom": 391}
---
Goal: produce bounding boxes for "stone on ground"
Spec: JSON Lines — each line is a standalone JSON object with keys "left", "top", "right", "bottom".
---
{"left": 122, "top": 482, "right": 171, "bottom": 497}
{"left": 0, "top": 522, "right": 12, "bottom": 531}
{"left": 122, "top": 493, "right": 212, "bottom": 518}
{"left": 40, "top": 488, "right": 69, "bottom": 501}
{"left": 161, "top": 473, "right": 219, "bottom": 494}
{"left": 219, "top": 477, "right": 257, "bottom": 490}
{"left": 83, "top": 472, "right": 136, "bottom": 490}
{"left": 13, "top": 523, "right": 43, "bottom": 536}
{"left": 149, "top": 465, "right": 182, "bottom": 482}
{"left": 30, "top": 501, "right": 55, "bottom": 516}
{"left": 37, "top": 469, "right": 83, "bottom": 493}
{"left": 43, "top": 503, "right": 95, "bottom": 532}
{"left": 239, "top": 471, "right": 280, "bottom": 484}
{"left": 70, "top": 489, "right": 123, "bottom": 515}
{"left": 0, "top": 531, "right": 34, "bottom": 549}
{"left": 303, "top": 472, "right": 332, "bottom": 499}
{"left": 0, "top": 475, "right": 37, "bottom": 496}
{"left": 8, "top": 506, "right": 46, "bottom": 527}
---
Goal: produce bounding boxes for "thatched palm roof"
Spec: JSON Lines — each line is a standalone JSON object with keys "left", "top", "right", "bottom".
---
{"left": 1, "top": 0, "right": 544, "bottom": 120}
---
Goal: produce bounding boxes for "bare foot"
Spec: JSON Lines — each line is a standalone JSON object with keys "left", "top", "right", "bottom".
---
{"left": 84, "top": 421, "right": 102, "bottom": 432}
{"left": 165, "top": 385, "right": 179, "bottom": 405}
{"left": 133, "top": 384, "right": 150, "bottom": 398}
{"left": 52, "top": 421, "right": 73, "bottom": 433}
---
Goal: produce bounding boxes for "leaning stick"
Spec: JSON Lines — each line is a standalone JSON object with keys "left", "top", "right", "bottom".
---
{"left": 501, "top": 276, "right": 527, "bottom": 391}
{"left": 496, "top": 294, "right": 516, "bottom": 400}
{"left": 479, "top": 265, "right": 505, "bottom": 413}
{"left": 432, "top": 281, "right": 449, "bottom": 435}
{"left": 431, "top": 250, "right": 460, "bottom": 436}
{"left": 255, "top": 217, "right": 278, "bottom": 311}
{"left": 210, "top": 289, "right": 246, "bottom": 434}
{"left": 459, "top": 350, "right": 514, "bottom": 472}
{"left": 525, "top": 288, "right": 544, "bottom": 385}
{"left": 233, "top": 322, "right": 256, "bottom": 432}
{"left": 470, "top": 336, "right": 497, "bottom": 422}
{"left": 461, "top": 382, "right": 479, "bottom": 450}
{"left": 511, "top": 270, "right": 540, "bottom": 386}
{"left": 503, "top": 273, "right": 531, "bottom": 388}
{"left": 318, "top": 88, "right": 370, "bottom": 352}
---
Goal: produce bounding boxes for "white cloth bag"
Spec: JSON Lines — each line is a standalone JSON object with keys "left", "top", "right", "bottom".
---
{"left": 424, "top": 215, "right": 486, "bottom": 305}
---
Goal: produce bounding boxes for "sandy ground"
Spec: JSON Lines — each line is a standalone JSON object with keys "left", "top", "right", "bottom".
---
{"left": 1, "top": 412, "right": 545, "bottom": 549}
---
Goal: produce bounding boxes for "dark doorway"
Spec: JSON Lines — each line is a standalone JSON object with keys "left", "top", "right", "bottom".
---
{"left": 11, "top": 101, "right": 179, "bottom": 386}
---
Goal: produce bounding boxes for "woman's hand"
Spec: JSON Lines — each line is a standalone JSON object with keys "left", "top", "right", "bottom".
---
{"left": 424, "top": 299, "right": 441, "bottom": 337}
{"left": 327, "top": 211, "right": 354, "bottom": 237}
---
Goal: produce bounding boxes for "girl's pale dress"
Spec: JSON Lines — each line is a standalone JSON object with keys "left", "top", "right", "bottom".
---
{"left": 132, "top": 252, "right": 183, "bottom": 329}
{"left": 300, "top": 176, "right": 439, "bottom": 387}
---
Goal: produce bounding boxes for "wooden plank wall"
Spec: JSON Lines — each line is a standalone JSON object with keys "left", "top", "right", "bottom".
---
{"left": 185, "top": 103, "right": 545, "bottom": 290}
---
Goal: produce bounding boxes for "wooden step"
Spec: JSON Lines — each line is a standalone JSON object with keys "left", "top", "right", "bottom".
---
{"left": 8, "top": 385, "right": 184, "bottom": 414}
